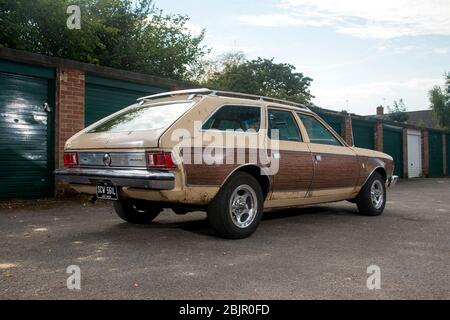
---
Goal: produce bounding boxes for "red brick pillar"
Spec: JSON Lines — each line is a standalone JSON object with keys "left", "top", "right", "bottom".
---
{"left": 421, "top": 129, "right": 429, "bottom": 177}
{"left": 443, "top": 133, "right": 447, "bottom": 176}
{"left": 375, "top": 120, "right": 383, "bottom": 152}
{"left": 403, "top": 128, "right": 408, "bottom": 178}
{"left": 55, "top": 68, "right": 85, "bottom": 194}
{"left": 341, "top": 114, "right": 353, "bottom": 145}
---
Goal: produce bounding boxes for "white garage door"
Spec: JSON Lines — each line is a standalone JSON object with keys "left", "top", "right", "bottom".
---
{"left": 407, "top": 130, "right": 422, "bottom": 178}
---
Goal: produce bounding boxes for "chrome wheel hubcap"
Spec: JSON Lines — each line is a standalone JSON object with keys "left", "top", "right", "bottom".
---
{"left": 229, "top": 185, "right": 258, "bottom": 228}
{"left": 370, "top": 180, "right": 384, "bottom": 209}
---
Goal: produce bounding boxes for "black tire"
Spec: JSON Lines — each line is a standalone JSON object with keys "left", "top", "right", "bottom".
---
{"left": 113, "top": 200, "right": 162, "bottom": 224}
{"left": 356, "top": 172, "right": 386, "bottom": 216}
{"left": 172, "top": 208, "right": 190, "bottom": 215}
{"left": 207, "top": 172, "right": 264, "bottom": 239}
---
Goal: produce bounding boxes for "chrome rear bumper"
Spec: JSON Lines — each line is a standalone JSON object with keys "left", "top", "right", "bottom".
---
{"left": 54, "top": 168, "right": 175, "bottom": 190}
{"left": 387, "top": 175, "right": 399, "bottom": 188}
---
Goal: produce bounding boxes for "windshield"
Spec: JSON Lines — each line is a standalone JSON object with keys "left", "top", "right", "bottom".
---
{"left": 89, "top": 102, "right": 192, "bottom": 133}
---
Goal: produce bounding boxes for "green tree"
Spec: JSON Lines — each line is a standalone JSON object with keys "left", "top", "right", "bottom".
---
{"left": 384, "top": 99, "right": 409, "bottom": 122}
{"left": 217, "top": 51, "right": 247, "bottom": 69}
{"left": 429, "top": 73, "right": 450, "bottom": 129}
{"left": 207, "top": 57, "right": 313, "bottom": 104}
{"left": 191, "top": 51, "right": 247, "bottom": 85}
{"left": 0, "top": 0, "right": 208, "bottom": 80}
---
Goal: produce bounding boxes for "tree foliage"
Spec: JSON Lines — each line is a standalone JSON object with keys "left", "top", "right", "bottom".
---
{"left": 0, "top": 0, "right": 209, "bottom": 80}
{"left": 206, "top": 55, "right": 313, "bottom": 104}
{"left": 384, "top": 99, "right": 409, "bottom": 122}
{"left": 190, "top": 51, "right": 247, "bottom": 85}
{"left": 429, "top": 73, "right": 450, "bottom": 129}
{"left": 0, "top": 1, "right": 314, "bottom": 98}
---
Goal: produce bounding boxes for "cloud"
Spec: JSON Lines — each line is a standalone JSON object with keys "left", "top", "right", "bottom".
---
{"left": 184, "top": 22, "right": 204, "bottom": 36}
{"left": 313, "top": 77, "right": 441, "bottom": 114}
{"left": 377, "top": 43, "right": 450, "bottom": 56}
{"left": 433, "top": 47, "right": 449, "bottom": 54}
{"left": 239, "top": 0, "right": 450, "bottom": 39}
{"left": 203, "top": 33, "right": 259, "bottom": 56}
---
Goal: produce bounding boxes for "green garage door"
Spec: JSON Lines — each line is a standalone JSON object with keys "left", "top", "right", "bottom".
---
{"left": 85, "top": 75, "right": 167, "bottom": 126}
{"left": 428, "top": 131, "right": 443, "bottom": 177}
{"left": 352, "top": 119, "right": 375, "bottom": 149}
{"left": 447, "top": 134, "right": 450, "bottom": 176}
{"left": 383, "top": 124, "right": 403, "bottom": 177}
{"left": 0, "top": 64, "right": 54, "bottom": 199}
{"left": 317, "top": 113, "right": 342, "bottom": 136}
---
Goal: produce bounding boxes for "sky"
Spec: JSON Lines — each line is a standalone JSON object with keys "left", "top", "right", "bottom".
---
{"left": 156, "top": 0, "right": 450, "bottom": 115}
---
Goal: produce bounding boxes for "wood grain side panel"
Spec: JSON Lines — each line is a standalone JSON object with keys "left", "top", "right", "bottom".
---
{"left": 182, "top": 147, "right": 314, "bottom": 191}
{"left": 184, "top": 163, "right": 238, "bottom": 185}
{"left": 182, "top": 148, "right": 270, "bottom": 186}
{"left": 273, "top": 150, "right": 314, "bottom": 191}
{"left": 356, "top": 156, "right": 393, "bottom": 187}
{"left": 310, "top": 153, "right": 359, "bottom": 190}
{"left": 356, "top": 156, "right": 371, "bottom": 186}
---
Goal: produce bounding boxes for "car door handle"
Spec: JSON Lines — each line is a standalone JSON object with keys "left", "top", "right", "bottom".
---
{"left": 315, "top": 155, "right": 322, "bottom": 161}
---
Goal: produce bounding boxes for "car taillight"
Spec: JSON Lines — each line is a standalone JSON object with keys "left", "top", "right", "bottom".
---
{"left": 64, "top": 152, "right": 78, "bottom": 166}
{"left": 146, "top": 152, "right": 176, "bottom": 169}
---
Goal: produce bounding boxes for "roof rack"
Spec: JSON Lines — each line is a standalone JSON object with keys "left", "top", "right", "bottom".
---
{"left": 137, "top": 88, "right": 310, "bottom": 110}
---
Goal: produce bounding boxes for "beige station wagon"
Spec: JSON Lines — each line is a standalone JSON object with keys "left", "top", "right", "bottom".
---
{"left": 55, "top": 88, "right": 398, "bottom": 239}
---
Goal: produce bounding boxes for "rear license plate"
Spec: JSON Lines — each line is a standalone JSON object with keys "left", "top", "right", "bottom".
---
{"left": 96, "top": 182, "right": 118, "bottom": 200}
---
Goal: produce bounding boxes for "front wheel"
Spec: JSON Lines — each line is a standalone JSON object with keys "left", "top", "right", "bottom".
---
{"left": 356, "top": 172, "right": 386, "bottom": 216}
{"left": 113, "top": 200, "right": 162, "bottom": 224}
{"left": 207, "top": 172, "right": 264, "bottom": 239}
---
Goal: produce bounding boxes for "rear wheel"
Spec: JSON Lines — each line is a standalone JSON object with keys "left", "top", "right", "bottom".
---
{"left": 207, "top": 172, "right": 264, "bottom": 239}
{"left": 172, "top": 208, "right": 190, "bottom": 215}
{"left": 113, "top": 200, "right": 162, "bottom": 224}
{"left": 356, "top": 172, "right": 386, "bottom": 216}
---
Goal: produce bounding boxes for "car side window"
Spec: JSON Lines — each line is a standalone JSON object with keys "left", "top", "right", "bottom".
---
{"left": 268, "top": 109, "right": 302, "bottom": 142}
{"left": 202, "top": 105, "right": 261, "bottom": 132}
{"left": 298, "top": 114, "right": 342, "bottom": 146}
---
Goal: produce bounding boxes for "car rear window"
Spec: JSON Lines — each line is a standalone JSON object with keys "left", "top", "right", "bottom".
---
{"left": 89, "top": 102, "right": 191, "bottom": 133}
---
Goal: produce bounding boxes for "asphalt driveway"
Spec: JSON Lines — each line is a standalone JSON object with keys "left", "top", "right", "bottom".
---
{"left": 0, "top": 178, "right": 449, "bottom": 299}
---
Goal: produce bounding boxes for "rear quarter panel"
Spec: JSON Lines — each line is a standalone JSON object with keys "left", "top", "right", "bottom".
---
{"left": 159, "top": 96, "right": 269, "bottom": 187}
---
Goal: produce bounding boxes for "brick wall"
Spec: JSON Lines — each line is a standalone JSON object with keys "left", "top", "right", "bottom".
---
{"left": 55, "top": 68, "right": 85, "bottom": 193}
{"left": 341, "top": 114, "right": 353, "bottom": 145}
{"left": 375, "top": 120, "right": 383, "bottom": 152}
